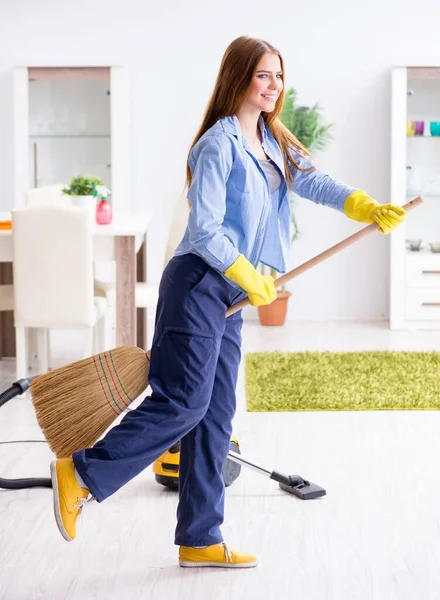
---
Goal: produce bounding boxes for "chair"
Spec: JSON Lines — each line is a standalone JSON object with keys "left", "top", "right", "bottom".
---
{"left": 12, "top": 206, "right": 111, "bottom": 380}
{"left": 25, "top": 185, "right": 72, "bottom": 208}
{"left": 23, "top": 186, "right": 94, "bottom": 369}
{"left": 94, "top": 196, "right": 189, "bottom": 343}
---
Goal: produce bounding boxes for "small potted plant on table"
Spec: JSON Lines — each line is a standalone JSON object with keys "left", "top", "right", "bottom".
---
{"left": 62, "top": 175, "right": 105, "bottom": 210}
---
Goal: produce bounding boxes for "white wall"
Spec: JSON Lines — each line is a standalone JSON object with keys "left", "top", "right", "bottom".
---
{"left": 1, "top": 0, "right": 440, "bottom": 321}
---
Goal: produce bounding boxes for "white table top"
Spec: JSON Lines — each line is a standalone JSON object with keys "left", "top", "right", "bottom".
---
{"left": 93, "top": 211, "right": 154, "bottom": 236}
{"left": 0, "top": 210, "right": 154, "bottom": 237}
{"left": 0, "top": 210, "right": 155, "bottom": 262}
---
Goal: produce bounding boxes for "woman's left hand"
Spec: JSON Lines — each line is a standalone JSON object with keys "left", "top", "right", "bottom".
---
{"left": 369, "top": 203, "right": 406, "bottom": 234}
{"left": 344, "top": 190, "right": 406, "bottom": 233}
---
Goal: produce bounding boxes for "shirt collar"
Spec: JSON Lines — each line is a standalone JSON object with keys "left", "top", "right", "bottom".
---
{"left": 219, "top": 114, "right": 285, "bottom": 179}
{"left": 219, "top": 115, "right": 269, "bottom": 148}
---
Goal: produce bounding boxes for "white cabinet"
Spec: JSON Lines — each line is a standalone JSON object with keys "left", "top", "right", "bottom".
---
{"left": 390, "top": 65, "right": 440, "bottom": 329}
{"left": 405, "top": 253, "right": 440, "bottom": 288}
{"left": 13, "top": 66, "right": 130, "bottom": 212}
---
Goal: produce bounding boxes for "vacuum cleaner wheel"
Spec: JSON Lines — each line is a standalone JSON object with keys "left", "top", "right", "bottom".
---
{"left": 154, "top": 474, "right": 178, "bottom": 489}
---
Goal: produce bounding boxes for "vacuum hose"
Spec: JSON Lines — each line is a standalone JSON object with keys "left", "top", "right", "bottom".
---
{"left": 0, "top": 378, "right": 52, "bottom": 489}
{"left": 0, "top": 379, "right": 31, "bottom": 407}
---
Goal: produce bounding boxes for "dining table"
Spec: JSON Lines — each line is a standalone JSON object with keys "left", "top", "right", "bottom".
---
{"left": 0, "top": 210, "right": 155, "bottom": 359}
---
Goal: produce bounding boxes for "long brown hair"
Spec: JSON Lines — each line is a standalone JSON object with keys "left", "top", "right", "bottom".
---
{"left": 186, "top": 35, "right": 313, "bottom": 188}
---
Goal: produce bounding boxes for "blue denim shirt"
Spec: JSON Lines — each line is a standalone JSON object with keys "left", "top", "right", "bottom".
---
{"left": 174, "top": 115, "right": 355, "bottom": 280}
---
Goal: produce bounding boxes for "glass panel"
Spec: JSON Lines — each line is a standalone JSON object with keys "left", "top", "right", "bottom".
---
{"left": 406, "top": 67, "right": 440, "bottom": 251}
{"left": 28, "top": 67, "right": 111, "bottom": 190}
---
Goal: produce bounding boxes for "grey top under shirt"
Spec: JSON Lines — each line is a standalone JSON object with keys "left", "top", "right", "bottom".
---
{"left": 259, "top": 158, "right": 282, "bottom": 193}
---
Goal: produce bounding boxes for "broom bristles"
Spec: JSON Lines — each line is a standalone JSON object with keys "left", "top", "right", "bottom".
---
{"left": 30, "top": 346, "right": 151, "bottom": 458}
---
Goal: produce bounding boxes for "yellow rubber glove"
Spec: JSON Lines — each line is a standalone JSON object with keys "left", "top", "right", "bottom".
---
{"left": 344, "top": 190, "right": 406, "bottom": 234}
{"left": 224, "top": 254, "right": 277, "bottom": 306}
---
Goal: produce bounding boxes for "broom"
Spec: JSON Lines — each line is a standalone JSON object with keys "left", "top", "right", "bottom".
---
{"left": 31, "top": 197, "right": 423, "bottom": 458}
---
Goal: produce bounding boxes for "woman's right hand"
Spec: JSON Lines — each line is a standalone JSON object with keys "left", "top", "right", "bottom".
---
{"left": 224, "top": 255, "right": 277, "bottom": 306}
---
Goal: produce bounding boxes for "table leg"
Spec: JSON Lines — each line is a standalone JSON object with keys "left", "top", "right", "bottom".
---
{"left": 115, "top": 235, "right": 136, "bottom": 346}
{"left": 0, "top": 263, "right": 42, "bottom": 373}
{"left": 0, "top": 263, "right": 15, "bottom": 359}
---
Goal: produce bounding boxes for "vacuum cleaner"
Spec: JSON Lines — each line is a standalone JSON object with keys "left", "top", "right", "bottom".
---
{"left": 153, "top": 436, "right": 243, "bottom": 489}
{"left": 0, "top": 378, "right": 326, "bottom": 500}
{"left": 152, "top": 438, "right": 325, "bottom": 499}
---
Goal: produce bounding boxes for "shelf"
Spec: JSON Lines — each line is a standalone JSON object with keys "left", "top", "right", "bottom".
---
{"left": 29, "top": 134, "right": 110, "bottom": 139}
{"left": 406, "top": 250, "right": 440, "bottom": 256}
{"left": 406, "top": 135, "right": 440, "bottom": 139}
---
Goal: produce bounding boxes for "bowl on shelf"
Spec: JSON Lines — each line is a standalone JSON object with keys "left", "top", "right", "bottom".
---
{"left": 430, "top": 122, "right": 440, "bottom": 137}
{"left": 414, "top": 121, "right": 425, "bottom": 136}
{"left": 429, "top": 242, "right": 440, "bottom": 253}
{"left": 406, "top": 239, "right": 423, "bottom": 251}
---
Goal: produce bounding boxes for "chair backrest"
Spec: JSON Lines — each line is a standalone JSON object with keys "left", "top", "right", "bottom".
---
{"left": 12, "top": 206, "right": 95, "bottom": 328}
{"left": 163, "top": 196, "right": 190, "bottom": 266}
{"left": 25, "top": 185, "right": 72, "bottom": 208}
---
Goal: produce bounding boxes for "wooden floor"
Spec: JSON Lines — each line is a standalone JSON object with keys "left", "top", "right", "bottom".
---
{"left": 1, "top": 321, "right": 440, "bottom": 600}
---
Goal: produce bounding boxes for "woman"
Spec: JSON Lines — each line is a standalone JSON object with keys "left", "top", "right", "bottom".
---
{"left": 50, "top": 36, "right": 405, "bottom": 568}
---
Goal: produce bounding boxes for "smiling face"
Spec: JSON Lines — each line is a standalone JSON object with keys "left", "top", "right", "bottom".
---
{"left": 242, "top": 52, "right": 284, "bottom": 114}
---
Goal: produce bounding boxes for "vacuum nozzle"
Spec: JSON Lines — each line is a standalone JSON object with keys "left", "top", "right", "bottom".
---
{"left": 279, "top": 478, "right": 326, "bottom": 500}
{"left": 270, "top": 470, "right": 326, "bottom": 500}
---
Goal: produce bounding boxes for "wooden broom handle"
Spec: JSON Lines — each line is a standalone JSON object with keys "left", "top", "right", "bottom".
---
{"left": 226, "top": 196, "right": 423, "bottom": 317}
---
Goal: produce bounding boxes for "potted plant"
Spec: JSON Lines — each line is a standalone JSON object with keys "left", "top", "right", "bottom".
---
{"left": 62, "top": 175, "right": 105, "bottom": 209}
{"left": 258, "top": 88, "right": 333, "bottom": 326}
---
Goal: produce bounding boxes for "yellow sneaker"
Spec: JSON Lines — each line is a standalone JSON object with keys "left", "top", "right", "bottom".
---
{"left": 50, "top": 458, "right": 90, "bottom": 542}
{"left": 179, "top": 542, "right": 258, "bottom": 568}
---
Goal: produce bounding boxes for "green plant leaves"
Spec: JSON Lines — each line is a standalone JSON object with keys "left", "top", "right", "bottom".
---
{"left": 62, "top": 175, "right": 105, "bottom": 196}
{"left": 279, "top": 88, "right": 333, "bottom": 152}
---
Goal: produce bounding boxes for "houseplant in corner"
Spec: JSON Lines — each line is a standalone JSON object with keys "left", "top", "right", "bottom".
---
{"left": 258, "top": 87, "right": 333, "bottom": 326}
{"left": 62, "top": 174, "right": 105, "bottom": 210}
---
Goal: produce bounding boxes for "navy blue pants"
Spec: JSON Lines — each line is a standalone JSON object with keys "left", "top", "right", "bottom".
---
{"left": 73, "top": 253, "right": 244, "bottom": 547}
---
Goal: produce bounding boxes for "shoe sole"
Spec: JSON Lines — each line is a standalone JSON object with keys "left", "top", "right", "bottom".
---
{"left": 50, "top": 460, "right": 73, "bottom": 542}
{"left": 179, "top": 560, "right": 258, "bottom": 568}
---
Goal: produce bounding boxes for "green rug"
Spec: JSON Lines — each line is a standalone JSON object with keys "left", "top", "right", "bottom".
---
{"left": 245, "top": 351, "right": 440, "bottom": 411}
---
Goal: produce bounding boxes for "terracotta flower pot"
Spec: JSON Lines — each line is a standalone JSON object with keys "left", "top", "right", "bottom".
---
{"left": 257, "top": 290, "right": 292, "bottom": 326}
